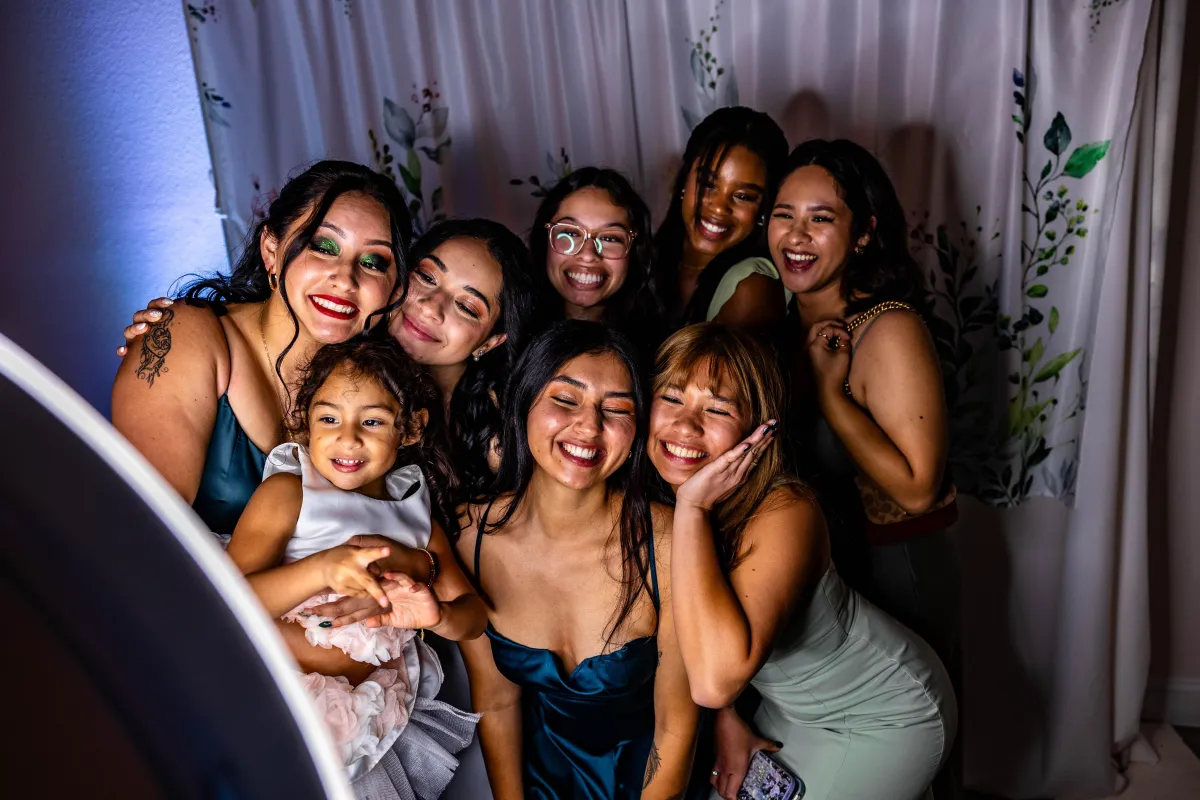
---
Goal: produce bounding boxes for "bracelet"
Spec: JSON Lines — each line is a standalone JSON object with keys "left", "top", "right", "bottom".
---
{"left": 418, "top": 547, "right": 438, "bottom": 589}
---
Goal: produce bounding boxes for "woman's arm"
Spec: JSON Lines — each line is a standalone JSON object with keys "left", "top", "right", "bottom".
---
{"left": 355, "top": 521, "right": 488, "bottom": 641}
{"left": 459, "top": 633, "right": 524, "bottom": 800}
{"left": 812, "top": 312, "right": 948, "bottom": 513}
{"left": 672, "top": 486, "right": 824, "bottom": 707}
{"left": 713, "top": 273, "right": 786, "bottom": 330}
{"left": 111, "top": 302, "right": 227, "bottom": 503}
{"left": 643, "top": 522, "right": 700, "bottom": 799}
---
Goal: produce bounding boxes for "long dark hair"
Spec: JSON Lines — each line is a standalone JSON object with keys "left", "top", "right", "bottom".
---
{"left": 782, "top": 139, "right": 925, "bottom": 314}
{"left": 480, "top": 320, "right": 655, "bottom": 643}
{"left": 182, "top": 160, "right": 414, "bottom": 384}
{"left": 287, "top": 334, "right": 454, "bottom": 525}
{"left": 529, "top": 167, "right": 664, "bottom": 330}
{"left": 655, "top": 107, "right": 788, "bottom": 321}
{"left": 407, "top": 220, "right": 540, "bottom": 507}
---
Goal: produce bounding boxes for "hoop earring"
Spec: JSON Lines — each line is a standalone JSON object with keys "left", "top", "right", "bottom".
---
{"left": 267, "top": 271, "right": 279, "bottom": 291}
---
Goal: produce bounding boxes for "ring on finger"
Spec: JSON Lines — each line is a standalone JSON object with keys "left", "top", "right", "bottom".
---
{"left": 711, "top": 769, "right": 720, "bottom": 777}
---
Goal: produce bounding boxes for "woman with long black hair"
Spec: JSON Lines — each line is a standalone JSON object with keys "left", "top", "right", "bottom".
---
{"left": 113, "top": 160, "right": 413, "bottom": 540}
{"left": 655, "top": 107, "right": 789, "bottom": 330}
{"left": 455, "top": 320, "right": 699, "bottom": 799}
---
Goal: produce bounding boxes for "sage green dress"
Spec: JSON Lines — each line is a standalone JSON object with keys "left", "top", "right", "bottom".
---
{"left": 715, "top": 565, "right": 956, "bottom": 800}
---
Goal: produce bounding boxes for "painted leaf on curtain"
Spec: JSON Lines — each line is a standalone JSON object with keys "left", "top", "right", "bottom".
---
{"left": 371, "top": 84, "right": 451, "bottom": 235}
{"left": 680, "top": 0, "right": 739, "bottom": 131}
{"left": 509, "top": 148, "right": 572, "bottom": 198}
{"left": 926, "top": 67, "right": 1110, "bottom": 506}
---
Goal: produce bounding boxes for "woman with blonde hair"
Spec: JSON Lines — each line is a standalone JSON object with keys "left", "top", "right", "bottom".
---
{"left": 648, "top": 322, "right": 955, "bottom": 800}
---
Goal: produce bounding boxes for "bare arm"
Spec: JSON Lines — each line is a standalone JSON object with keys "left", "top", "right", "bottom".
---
{"left": 643, "top": 522, "right": 700, "bottom": 799}
{"left": 713, "top": 273, "right": 786, "bottom": 331}
{"left": 672, "top": 490, "right": 824, "bottom": 708}
{"left": 459, "top": 629, "right": 524, "bottom": 799}
{"left": 111, "top": 303, "right": 226, "bottom": 504}
{"left": 227, "top": 473, "right": 392, "bottom": 617}
{"left": 816, "top": 312, "right": 948, "bottom": 513}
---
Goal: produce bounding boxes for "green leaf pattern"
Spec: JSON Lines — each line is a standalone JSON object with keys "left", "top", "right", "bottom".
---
{"left": 371, "top": 83, "right": 451, "bottom": 235}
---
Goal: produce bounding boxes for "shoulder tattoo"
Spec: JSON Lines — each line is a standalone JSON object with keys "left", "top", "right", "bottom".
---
{"left": 135, "top": 308, "right": 176, "bottom": 387}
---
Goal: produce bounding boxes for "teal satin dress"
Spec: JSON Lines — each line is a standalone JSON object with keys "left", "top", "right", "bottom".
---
{"left": 475, "top": 531, "right": 660, "bottom": 799}
{"left": 191, "top": 394, "right": 267, "bottom": 538}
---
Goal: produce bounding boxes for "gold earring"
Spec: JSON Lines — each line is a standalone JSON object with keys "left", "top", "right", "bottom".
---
{"left": 854, "top": 244, "right": 866, "bottom": 255}
{"left": 267, "top": 271, "right": 279, "bottom": 291}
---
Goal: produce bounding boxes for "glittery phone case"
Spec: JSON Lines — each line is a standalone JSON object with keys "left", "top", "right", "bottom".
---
{"left": 736, "top": 750, "right": 804, "bottom": 800}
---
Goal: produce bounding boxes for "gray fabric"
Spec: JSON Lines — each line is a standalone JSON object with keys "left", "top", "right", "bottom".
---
{"left": 353, "top": 697, "right": 480, "bottom": 800}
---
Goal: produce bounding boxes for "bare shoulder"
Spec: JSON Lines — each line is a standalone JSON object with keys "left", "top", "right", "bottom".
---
{"left": 115, "top": 300, "right": 230, "bottom": 391}
{"left": 743, "top": 485, "right": 825, "bottom": 542}
{"left": 853, "top": 307, "right": 934, "bottom": 357}
{"left": 454, "top": 496, "right": 515, "bottom": 574}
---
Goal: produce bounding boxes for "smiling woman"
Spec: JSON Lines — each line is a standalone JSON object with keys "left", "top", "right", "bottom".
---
{"left": 455, "top": 320, "right": 699, "bottom": 799}
{"left": 111, "top": 160, "right": 413, "bottom": 540}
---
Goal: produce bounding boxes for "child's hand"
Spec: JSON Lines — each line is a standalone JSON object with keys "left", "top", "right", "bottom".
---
{"left": 363, "top": 573, "right": 442, "bottom": 630}
{"left": 319, "top": 545, "right": 392, "bottom": 609}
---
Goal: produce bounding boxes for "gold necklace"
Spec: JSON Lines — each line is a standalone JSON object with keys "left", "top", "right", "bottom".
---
{"left": 259, "top": 305, "right": 273, "bottom": 368}
{"left": 845, "top": 300, "right": 917, "bottom": 332}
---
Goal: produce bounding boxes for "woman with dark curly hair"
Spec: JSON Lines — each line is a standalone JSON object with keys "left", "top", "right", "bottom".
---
{"left": 773, "top": 138, "right": 961, "bottom": 705}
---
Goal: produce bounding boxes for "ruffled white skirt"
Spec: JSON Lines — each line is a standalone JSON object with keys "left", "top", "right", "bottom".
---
{"left": 283, "top": 594, "right": 479, "bottom": 799}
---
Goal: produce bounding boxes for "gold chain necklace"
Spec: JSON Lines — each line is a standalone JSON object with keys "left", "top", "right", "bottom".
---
{"left": 259, "top": 305, "right": 273, "bottom": 368}
{"left": 845, "top": 300, "right": 917, "bottom": 333}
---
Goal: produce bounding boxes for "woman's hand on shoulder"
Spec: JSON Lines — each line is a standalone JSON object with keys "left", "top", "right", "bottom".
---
{"left": 115, "top": 297, "right": 177, "bottom": 357}
{"left": 111, "top": 299, "right": 231, "bottom": 503}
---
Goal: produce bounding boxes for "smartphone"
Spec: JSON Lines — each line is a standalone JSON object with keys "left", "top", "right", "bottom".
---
{"left": 737, "top": 750, "right": 804, "bottom": 800}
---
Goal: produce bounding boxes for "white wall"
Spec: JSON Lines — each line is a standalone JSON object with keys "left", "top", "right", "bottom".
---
{"left": 0, "top": 1, "right": 227, "bottom": 417}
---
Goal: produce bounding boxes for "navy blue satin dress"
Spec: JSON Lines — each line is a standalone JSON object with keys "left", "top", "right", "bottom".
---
{"left": 475, "top": 531, "right": 660, "bottom": 799}
{"left": 191, "top": 393, "right": 267, "bottom": 537}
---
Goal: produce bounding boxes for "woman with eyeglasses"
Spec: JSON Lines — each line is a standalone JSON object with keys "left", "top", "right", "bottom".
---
{"left": 655, "top": 107, "right": 790, "bottom": 331}
{"left": 528, "top": 167, "right": 667, "bottom": 346}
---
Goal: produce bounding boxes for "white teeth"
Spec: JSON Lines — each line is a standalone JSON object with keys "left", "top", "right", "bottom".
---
{"left": 333, "top": 458, "right": 364, "bottom": 465}
{"left": 701, "top": 220, "right": 730, "bottom": 234}
{"left": 786, "top": 252, "right": 817, "bottom": 264}
{"left": 664, "top": 442, "right": 707, "bottom": 459}
{"left": 562, "top": 443, "right": 599, "bottom": 460}
{"left": 313, "top": 296, "right": 357, "bottom": 314}
{"left": 566, "top": 271, "right": 604, "bottom": 286}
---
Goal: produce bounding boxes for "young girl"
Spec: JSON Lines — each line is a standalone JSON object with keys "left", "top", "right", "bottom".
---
{"left": 226, "top": 335, "right": 487, "bottom": 797}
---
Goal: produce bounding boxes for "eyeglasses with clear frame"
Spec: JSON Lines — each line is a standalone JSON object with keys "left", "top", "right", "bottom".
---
{"left": 545, "top": 222, "right": 635, "bottom": 260}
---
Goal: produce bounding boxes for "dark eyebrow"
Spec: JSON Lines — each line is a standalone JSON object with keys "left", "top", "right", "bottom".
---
{"left": 312, "top": 400, "right": 340, "bottom": 410}
{"left": 360, "top": 403, "right": 398, "bottom": 413}
{"left": 421, "top": 254, "right": 493, "bottom": 313}
{"left": 550, "top": 375, "right": 635, "bottom": 400}
{"left": 556, "top": 215, "right": 628, "bottom": 230}
{"left": 734, "top": 182, "right": 765, "bottom": 193}
{"left": 318, "top": 222, "right": 391, "bottom": 249}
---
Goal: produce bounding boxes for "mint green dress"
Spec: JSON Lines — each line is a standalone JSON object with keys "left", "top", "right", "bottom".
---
{"left": 717, "top": 566, "right": 957, "bottom": 800}
{"left": 705, "top": 257, "right": 793, "bottom": 321}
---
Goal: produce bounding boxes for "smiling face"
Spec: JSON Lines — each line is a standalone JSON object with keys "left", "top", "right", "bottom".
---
{"left": 525, "top": 351, "right": 637, "bottom": 491}
{"left": 264, "top": 192, "right": 399, "bottom": 344}
{"left": 648, "top": 359, "right": 750, "bottom": 488}
{"left": 306, "top": 364, "right": 415, "bottom": 498}
{"left": 681, "top": 145, "right": 768, "bottom": 263}
{"left": 545, "top": 187, "right": 634, "bottom": 316}
{"left": 389, "top": 236, "right": 505, "bottom": 367}
{"left": 768, "top": 165, "right": 868, "bottom": 297}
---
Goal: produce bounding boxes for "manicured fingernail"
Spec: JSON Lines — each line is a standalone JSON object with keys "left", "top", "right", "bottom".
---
{"left": 766, "top": 420, "right": 779, "bottom": 433}
{"left": 161, "top": 298, "right": 173, "bottom": 305}
{"left": 319, "top": 621, "right": 332, "bottom": 628}
{"left": 775, "top": 740, "right": 784, "bottom": 748}
{"left": 148, "top": 310, "right": 162, "bottom": 320}
{"left": 135, "top": 323, "right": 147, "bottom": 331}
